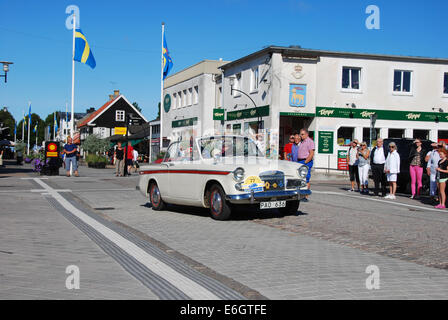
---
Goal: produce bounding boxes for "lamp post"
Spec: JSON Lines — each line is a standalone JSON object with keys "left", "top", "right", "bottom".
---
{"left": 0, "top": 61, "right": 13, "bottom": 83}
{"left": 229, "top": 77, "right": 261, "bottom": 133}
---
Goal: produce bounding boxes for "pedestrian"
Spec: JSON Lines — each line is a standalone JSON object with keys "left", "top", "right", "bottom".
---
{"left": 435, "top": 147, "right": 448, "bottom": 209}
{"left": 370, "top": 138, "right": 388, "bottom": 197}
{"left": 291, "top": 132, "right": 302, "bottom": 163}
{"left": 0, "top": 147, "right": 3, "bottom": 167}
{"left": 297, "top": 129, "right": 315, "bottom": 201}
{"left": 425, "top": 142, "right": 441, "bottom": 203}
{"left": 114, "top": 141, "right": 124, "bottom": 177}
{"left": 346, "top": 139, "right": 360, "bottom": 192}
{"left": 409, "top": 138, "right": 426, "bottom": 199}
{"left": 132, "top": 148, "right": 139, "bottom": 173}
{"left": 63, "top": 137, "right": 79, "bottom": 177}
{"left": 126, "top": 141, "right": 134, "bottom": 176}
{"left": 283, "top": 135, "right": 295, "bottom": 161}
{"left": 356, "top": 142, "right": 370, "bottom": 194}
{"left": 384, "top": 142, "right": 400, "bottom": 200}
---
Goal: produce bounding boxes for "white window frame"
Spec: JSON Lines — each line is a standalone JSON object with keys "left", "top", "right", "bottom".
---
{"left": 443, "top": 72, "right": 448, "bottom": 97}
{"left": 233, "top": 73, "right": 242, "bottom": 97}
{"left": 178, "top": 91, "right": 182, "bottom": 108}
{"left": 341, "top": 66, "right": 362, "bottom": 93}
{"left": 172, "top": 93, "right": 177, "bottom": 109}
{"left": 188, "top": 88, "right": 192, "bottom": 105}
{"left": 217, "top": 86, "right": 222, "bottom": 107}
{"left": 392, "top": 69, "right": 413, "bottom": 96}
{"left": 182, "top": 89, "right": 187, "bottom": 108}
{"left": 115, "top": 110, "right": 125, "bottom": 122}
{"left": 250, "top": 66, "right": 259, "bottom": 93}
{"left": 193, "top": 86, "right": 199, "bottom": 104}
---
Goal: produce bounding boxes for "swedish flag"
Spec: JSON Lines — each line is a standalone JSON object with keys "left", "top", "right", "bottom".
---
{"left": 162, "top": 34, "right": 173, "bottom": 80}
{"left": 33, "top": 124, "right": 37, "bottom": 133}
{"left": 74, "top": 29, "right": 96, "bottom": 69}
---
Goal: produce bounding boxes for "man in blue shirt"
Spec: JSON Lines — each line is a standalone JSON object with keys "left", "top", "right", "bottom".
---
{"left": 291, "top": 132, "right": 301, "bottom": 162}
{"left": 63, "top": 137, "right": 79, "bottom": 177}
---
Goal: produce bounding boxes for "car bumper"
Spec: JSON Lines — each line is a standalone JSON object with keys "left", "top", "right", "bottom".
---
{"left": 225, "top": 189, "right": 311, "bottom": 203}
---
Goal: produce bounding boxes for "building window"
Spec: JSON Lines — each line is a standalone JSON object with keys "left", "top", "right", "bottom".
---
{"left": 444, "top": 73, "right": 448, "bottom": 94}
{"left": 388, "top": 128, "right": 405, "bottom": 138}
{"left": 178, "top": 91, "right": 182, "bottom": 108}
{"left": 193, "top": 86, "right": 199, "bottom": 104}
{"left": 393, "top": 70, "right": 412, "bottom": 93}
{"left": 172, "top": 93, "right": 177, "bottom": 109}
{"left": 439, "top": 130, "right": 448, "bottom": 142}
{"left": 342, "top": 67, "right": 361, "bottom": 90}
{"left": 183, "top": 90, "right": 187, "bottom": 107}
{"left": 217, "top": 86, "right": 222, "bottom": 107}
{"left": 116, "top": 110, "right": 125, "bottom": 121}
{"left": 232, "top": 73, "right": 242, "bottom": 96}
{"left": 413, "top": 129, "right": 429, "bottom": 140}
{"left": 337, "top": 127, "right": 354, "bottom": 146}
{"left": 188, "top": 88, "right": 192, "bottom": 105}
{"left": 363, "top": 127, "right": 380, "bottom": 147}
{"left": 251, "top": 67, "right": 259, "bottom": 91}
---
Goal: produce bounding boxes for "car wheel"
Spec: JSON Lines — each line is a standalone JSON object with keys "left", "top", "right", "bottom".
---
{"left": 149, "top": 182, "right": 166, "bottom": 211}
{"left": 279, "top": 200, "right": 300, "bottom": 216}
{"left": 209, "top": 184, "right": 232, "bottom": 220}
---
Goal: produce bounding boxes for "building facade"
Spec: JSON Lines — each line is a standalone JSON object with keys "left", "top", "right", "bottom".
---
{"left": 162, "top": 60, "right": 230, "bottom": 142}
{"left": 217, "top": 46, "right": 448, "bottom": 170}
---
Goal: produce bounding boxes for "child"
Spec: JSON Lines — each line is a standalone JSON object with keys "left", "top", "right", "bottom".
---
{"left": 435, "top": 147, "right": 448, "bottom": 209}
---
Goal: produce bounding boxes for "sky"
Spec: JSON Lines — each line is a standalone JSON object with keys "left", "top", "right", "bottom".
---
{"left": 1, "top": 0, "right": 447, "bottom": 123}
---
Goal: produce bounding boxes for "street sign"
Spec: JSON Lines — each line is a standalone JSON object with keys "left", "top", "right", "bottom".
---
{"left": 115, "top": 127, "right": 127, "bottom": 135}
{"left": 337, "top": 150, "right": 348, "bottom": 170}
{"left": 45, "top": 141, "right": 59, "bottom": 158}
{"left": 318, "top": 131, "right": 334, "bottom": 154}
{"left": 213, "top": 108, "right": 225, "bottom": 121}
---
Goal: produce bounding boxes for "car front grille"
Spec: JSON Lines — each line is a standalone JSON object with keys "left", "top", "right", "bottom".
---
{"left": 259, "top": 171, "right": 285, "bottom": 191}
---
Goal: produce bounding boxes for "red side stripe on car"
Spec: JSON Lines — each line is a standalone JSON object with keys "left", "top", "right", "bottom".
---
{"left": 139, "top": 170, "right": 231, "bottom": 175}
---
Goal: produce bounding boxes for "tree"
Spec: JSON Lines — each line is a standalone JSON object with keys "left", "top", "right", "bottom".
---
{"left": 157, "top": 102, "right": 160, "bottom": 120}
{"left": 81, "top": 134, "right": 109, "bottom": 155}
{"left": 16, "top": 113, "right": 45, "bottom": 146}
{"left": 0, "top": 108, "right": 15, "bottom": 140}
{"left": 132, "top": 102, "right": 142, "bottom": 113}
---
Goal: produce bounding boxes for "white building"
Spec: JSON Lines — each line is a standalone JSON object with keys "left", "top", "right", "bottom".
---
{"left": 162, "top": 60, "right": 230, "bottom": 142}
{"left": 217, "top": 46, "right": 448, "bottom": 170}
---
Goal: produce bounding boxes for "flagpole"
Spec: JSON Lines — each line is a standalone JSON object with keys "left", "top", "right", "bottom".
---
{"left": 65, "top": 102, "right": 68, "bottom": 143}
{"left": 160, "top": 22, "right": 165, "bottom": 154}
{"left": 35, "top": 124, "right": 38, "bottom": 147}
{"left": 22, "top": 110, "right": 24, "bottom": 142}
{"left": 70, "top": 13, "right": 76, "bottom": 176}
{"left": 53, "top": 111, "right": 56, "bottom": 140}
{"left": 27, "top": 101, "right": 31, "bottom": 155}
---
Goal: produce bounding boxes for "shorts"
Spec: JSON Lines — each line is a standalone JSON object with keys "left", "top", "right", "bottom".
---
{"left": 126, "top": 159, "right": 133, "bottom": 166}
{"left": 298, "top": 159, "right": 313, "bottom": 183}
{"left": 387, "top": 173, "right": 397, "bottom": 182}
{"left": 348, "top": 165, "right": 359, "bottom": 182}
{"left": 438, "top": 178, "right": 448, "bottom": 183}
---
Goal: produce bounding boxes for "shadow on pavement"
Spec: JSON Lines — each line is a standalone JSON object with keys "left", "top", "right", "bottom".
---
{"left": 140, "top": 201, "right": 308, "bottom": 221}
{"left": 0, "top": 160, "right": 34, "bottom": 178}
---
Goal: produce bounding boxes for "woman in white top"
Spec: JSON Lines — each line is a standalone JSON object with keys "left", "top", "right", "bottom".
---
{"left": 356, "top": 142, "right": 370, "bottom": 194}
{"left": 384, "top": 142, "right": 400, "bottom": 199}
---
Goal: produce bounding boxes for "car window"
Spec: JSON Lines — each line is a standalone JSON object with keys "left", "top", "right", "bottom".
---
{"left": 198, "top": 136, "right": 262, "bottom": 158}
{"left": 163, "top": 142, "right": 179, "bottom": 162}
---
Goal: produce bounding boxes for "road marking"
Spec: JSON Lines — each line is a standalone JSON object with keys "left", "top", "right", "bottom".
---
{"left": 33, "top": 178, "right": 219, "bottom": 300}
{"left": 312, "top": 190, "right": 443, "bottom": 213}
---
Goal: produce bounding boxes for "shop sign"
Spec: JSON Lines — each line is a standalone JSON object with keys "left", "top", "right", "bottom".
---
{"left": 289, "top": 84, "right": 306, "bottom": 107}
{"left": 163, "top": 94, "right": 171, "bottom": 113}
{"left": 213, "top": 108, "right": 225, "bottom": 121}
{"left": 337, "top": 150, "right": 349, "bottom": 171}
{"left": 318, "top": 131, "right": 334, "bottom": 154}
{"left": 172, "top": 117, "right": 198, "bottom": 128}
{"left": 316, "top": 106, "right": 448, "bottom": 122}
{"left": 226, "top": 105, "right": 269, "bottom": 121}
{"left": 114, "top": 127, "right": 127, "bottom": 135}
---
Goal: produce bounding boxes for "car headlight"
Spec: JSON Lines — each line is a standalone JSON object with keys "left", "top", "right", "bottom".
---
{"left": 233, "top": 167, "right": 245, "bottom": 182}
{"left": 298, "top": 165, "right": 309, "bottom": 178}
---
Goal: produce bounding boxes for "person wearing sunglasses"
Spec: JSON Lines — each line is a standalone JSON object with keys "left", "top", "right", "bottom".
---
{"left": 384, "top": 142, "right": 400, "bottom": 200}
{"left": 283, "top": 134, "right": 295, "bottom": 161}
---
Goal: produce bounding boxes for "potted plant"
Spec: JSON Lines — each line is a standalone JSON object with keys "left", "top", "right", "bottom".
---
{"left": 81, "top": 135, "right": 110, "bottom": 169}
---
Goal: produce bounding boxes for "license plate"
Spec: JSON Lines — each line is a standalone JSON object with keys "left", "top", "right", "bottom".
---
{"left": 260, "top": 200, "right": 286, "bottom": 209}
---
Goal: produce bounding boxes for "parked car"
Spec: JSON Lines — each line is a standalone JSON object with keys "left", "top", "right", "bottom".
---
{"left": 383, "top": 138, "right": 434, "bottom": 194}
{"left": 137, "top": 135, "right": 311, "bottom": 220}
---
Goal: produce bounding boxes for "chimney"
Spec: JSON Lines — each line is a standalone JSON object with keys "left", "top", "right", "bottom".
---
{"left": 114, "top": 90, "right": 120, "bottom": 97}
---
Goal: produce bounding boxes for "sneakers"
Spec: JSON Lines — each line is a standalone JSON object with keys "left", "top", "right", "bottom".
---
{"left": 435, "top": 204, "right": 446, "bottom": 209}
{"left": 410, "top": 195, "right": 415, "bottom": 199}
{"left": 385, "top": 194, "right": 396, "bottom": 200}
{"left": 348, "top": 189, "right": 354, "bottom": 192}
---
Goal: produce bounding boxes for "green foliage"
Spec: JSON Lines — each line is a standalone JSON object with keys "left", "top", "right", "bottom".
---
{"left": 14, "top": 141, "right": 26, "bottom": 153}
{"left": 0, "top": 109, "right": 15, "bottom": 140}
{"left": 81, "top": 134, "right": 109, "bottom": 154}
{"left": 132, "top": 102, "right": 142, "bottom": 112}
{"left": 86, "top": 154, "right": 108, "bottom": 164}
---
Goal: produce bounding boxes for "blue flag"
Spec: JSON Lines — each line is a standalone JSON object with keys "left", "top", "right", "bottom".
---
{"left": 162, "top": 33, "right": 173, "bottom": 80}
{"left": 54, "top": 117, "right": 58, "bottom": 134}
{"left": 14, "top": 121, "right": 17, "bottom": 135}
{"left": 28, "top": 104, "right": 31, "bottom": 122}
{"left": 74, "top": 29, "right": 96, "bottom": 69}
{"left": 33, "top": 124, "right": 37, "bottom": 133}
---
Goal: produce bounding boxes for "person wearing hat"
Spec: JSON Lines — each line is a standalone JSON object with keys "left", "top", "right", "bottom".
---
{"left": 408, "top": 138, "right": 426, "bottom": 199}
{"left": 384, "top": 142, "right": 400, "bottom": 200}
{"left": 425, "top": 142, "right": 441, "bottom": 202}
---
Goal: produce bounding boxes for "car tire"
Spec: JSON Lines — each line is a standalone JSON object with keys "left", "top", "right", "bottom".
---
{"left": 149, "top": 182, "right": 166, "bottom": 211}
{"left": 209, "top": 184, "right": 232, "bottom": 220}
{"left": 280, "top": 200, "right": 300, "bottom": 216}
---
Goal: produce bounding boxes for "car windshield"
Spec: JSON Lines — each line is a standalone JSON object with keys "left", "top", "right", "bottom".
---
{"left": 198, "top": 136, "right": 262, "bottom": 159}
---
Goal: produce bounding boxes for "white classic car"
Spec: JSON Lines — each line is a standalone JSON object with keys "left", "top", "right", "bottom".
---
{"left": 138, "top": 135, "right": 311, "bottom": 220}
